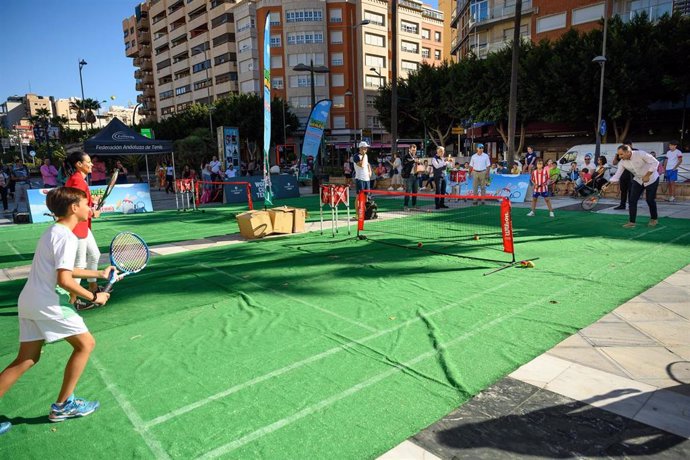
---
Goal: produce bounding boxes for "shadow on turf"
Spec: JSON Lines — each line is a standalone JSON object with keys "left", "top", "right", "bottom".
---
{"left": 427, "top": 385, "right": 690, "bottom": 458}
{"left": 0, "top": 415, "right": 48, "bottom": 426}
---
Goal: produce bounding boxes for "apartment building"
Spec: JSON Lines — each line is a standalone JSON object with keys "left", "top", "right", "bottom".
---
{"left": 123, "top": 0, "right": 444, "bottom": 146}
{"left": 450, "top": 0, "right": 682, "bottom": 61}
{"left": 25, "top": 94, "right": 54, "bottom": 118}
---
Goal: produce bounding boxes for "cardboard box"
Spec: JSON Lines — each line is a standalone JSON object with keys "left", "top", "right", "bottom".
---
{"left": 236, "top": 210, "right": 273, "bottom": 239}
{"left": 268, "top": 207, "right": 294, "bottom": 234}
{"left": 282, "top": 207, "right": 307, "bottom": 233}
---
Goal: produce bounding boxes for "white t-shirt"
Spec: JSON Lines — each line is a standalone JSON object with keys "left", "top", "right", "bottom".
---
{"left": 579, "top": 160, "right": 596, "bottom": 174}
{"left": 166, "top": 165, "right": 174, "bottom": 176}
{"left": 353, "top": 153, "right": 371, "bottom": 181}
{"left": 226, "top": 168, "right": 236, "bottom": 178}
{"left": 209, "top": 160, "right": 221, "bottom": 174}
{"left": 665, "top": 148, "right": 682, "bottom": 171}
{"left": 18, "top": 224, "right": 79, "bottom": 321}
{"left": 610, "top": 150, "right": 659, "bottom": 186}
{"left": 469, "top": 153, "right": 491, "bottom": 172}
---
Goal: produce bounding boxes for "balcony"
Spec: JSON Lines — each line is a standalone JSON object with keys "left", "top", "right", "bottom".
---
{"left": 472, "top": 0, "right": 535, "bottom": 31}
{"left": 141, "top": 58, "right": 153, "bottom": 70}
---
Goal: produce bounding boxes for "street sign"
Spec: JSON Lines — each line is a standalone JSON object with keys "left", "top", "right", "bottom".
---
{"left": 29, "top": 150, "right": 36, "bottom": 157}
{"left": 451, "top": 126, "right": 464, "bottom": 135}
{"left": 140, "top": 128, "right": 153, "bottom": 139}
{"left": 599, "top": 119, "right": 607, "bottom": 136}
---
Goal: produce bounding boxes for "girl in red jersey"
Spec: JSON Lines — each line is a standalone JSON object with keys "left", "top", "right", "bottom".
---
{"left": 527, "top": 159, "right": 555, "bottom": 218}
{"left": 65, "top": 152, "right": 102, "bottom": 301}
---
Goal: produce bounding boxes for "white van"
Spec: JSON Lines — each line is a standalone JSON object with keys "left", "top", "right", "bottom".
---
{"left": 556, "top": 142, "right": 666, "bottom": 179}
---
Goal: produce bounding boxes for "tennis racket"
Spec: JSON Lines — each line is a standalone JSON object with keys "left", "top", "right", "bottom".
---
{"left": 581, "top": 194, "right": 599, "bottom": 211}
{"left": 96, "top": 170, "right": 119, "bottom": 211}
{"left": 102, "top": 231, "right": 150, "bottom": 293}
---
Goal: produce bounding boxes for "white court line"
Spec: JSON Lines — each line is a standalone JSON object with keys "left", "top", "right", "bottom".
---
{"left": 91, "top": 357, "right": 171, "bottom": 460}
{"left": 144, "top": 279, "right": 516, "bottom": 428}
{"left": 5, "top": 241, "right": 24, "bottom": 259}
{"left": 193, "top": 229, "right": 690, "bottom": 459}
{"left": 200, "top": 264, "right": 378, "bottom": 333}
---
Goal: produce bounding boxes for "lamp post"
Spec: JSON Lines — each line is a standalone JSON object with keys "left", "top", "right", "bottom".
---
{"left": 192, "top": 44, "right": 214, "bottom": 140}
{"left": 293, "top": 60, "right": 330, "bottom": 193}
{"left": 593, "top": 1, "right": 609, "bottom": 162}
{"left": 132, "top": 102, "right": 142, "bottom": 127}
{"left": 78, "top": 59, "right": 87, "bottom": 131}
{"left": 349, "top": 17, "right": 370, "bottom": 145}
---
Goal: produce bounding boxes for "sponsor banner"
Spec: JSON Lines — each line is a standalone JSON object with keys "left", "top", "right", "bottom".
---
{"left": 300, "top": 99, "right": 332, "bottom": 179}
{"left": 262, "top": 13, "right": 273, "bottom": 206}
{"left": 27, "top": 183, "right": 154, "bottom": 223}
{"left": 500, "top": 198, "right": 514, "bottom": 254}
{"left": 221, "top": 127, "right": 241, "bottom": 169}
{"left": 449, "top": 173, "right": 529, "bottom": 203}
{"left": 224, "top": 175, "right": 299, "bottom": 203}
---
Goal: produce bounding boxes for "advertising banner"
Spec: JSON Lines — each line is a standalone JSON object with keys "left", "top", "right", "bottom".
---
{"left": 220, "top": 127, "right": 241, "bottom": 169}
{"left": 299, "top": 99, "right": 332, "bottom": 179}
{"left": 449, "top": 173, "right": 530, "bottom": 203}
{"left": 27, "top": 183, "right": 154, "bottom": 223}
{"left": 262, "top": 13, "right": 273, "bottom": 205}
{"left": 224, "top": 175, "right": 299, "bottom": 203}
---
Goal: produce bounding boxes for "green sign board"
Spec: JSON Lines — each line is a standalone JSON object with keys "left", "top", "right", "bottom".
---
{"left": 140, "top": 128, "right": 153, "bottom": 139}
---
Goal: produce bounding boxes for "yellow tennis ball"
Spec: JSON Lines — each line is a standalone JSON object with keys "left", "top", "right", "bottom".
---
{"left": 526, "top": 261, "right": 535, "bottom": 268}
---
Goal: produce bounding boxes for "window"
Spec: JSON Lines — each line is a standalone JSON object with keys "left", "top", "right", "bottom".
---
{"left": 211, "top": 13, "right": 233, "bottom": 28}
{"left": 213, "top": 33, "right": 234, "bottom": 47}
{"left": 241, "top": 80, "right": 259, "bottom": 93}
{"left": 270, "top": 12, "right": 281, "bottom": 26}
{"left": 216, "top": 72, "right": 238, "bottom": 84}
{"left": 191, "top": 42, "right": 209, "bottom": 56}
{"left": 332, "top": 95, "right": 345, "bottom": 108}
{"left": 365, "top": 33, "right": 385, "bottom": 47}
{"left": 175, "top": 84, "right": 190, "bottom": 96}
{"left": 572, "top": 3, "right": 605, "bottom": 25}
{"left": 470, "top": 0, "right": 489, "bottom": 22}
{"left": 331, "top": 74, "right": 344, "bottom": 87}
{"left": 365, "top": 54, "right": 385, "bottom": 68}
{"left": 330, "top": 30, "right": 343, "bottom": 44}
{"left": 270, "top": 55, "right": 283, "bottom": 69}
{"left": 367, "top": 115, "right": 383, "bottom": 128}
{"left": 174, "top": 69, "right": 190, "bottom": 80}
{"left": 400, "top": 20, "right": 418, "bottom": 34}
{"left": 421, "top": 28, "right": 430, "bottom": 40}
{"left": 330, "top": 8, "right": 342, "bottom": 23}
{"left": 173, "top": 52, "right": 188, "bottom": 64}
{"left": 365, "top": 75, "right": 385, "bottom": 88}
{"left": 502, "top": 24, "right": 529, "bottom": 41}
{"left": 421, "top": 47, "right": 430, "bottom": 58}
{"left": 271, "top": 77, "right": 284, "bottom": 89}
{"left": 192, "top": 59, "right": 211, "bottom": 73}
{"left": 289, "top": 96, "right": 312, "bottom": 109}
{"left": 289, "top": 74, "right": 326, "bottom": 88}
{"left": 434, "top": 49, "right": 441, "bottom": 60}
{"left": 237, "top": 17, "right": 255, "bottom": 32}
{"left": 287, "top": 53, "right": 325, "bottom": 67}
{"left": 401, "top": 40, "right": 419, "bottom": 53}
{"left": 157, "top": 58, "right": 171, "bottom": 71}
{"left": 401, "top": 60, "right": 418, "bottom": 72}
{"left": 364, "top": 11, "right": 385, "bottom": 26}
{"left": 239, "top": 59, "right": 257, "bottom": 73}
{"left": 285, "top": 9, "right": 323, "bottom": 23}
{"left": 124, "top": 29, "right": 129, "bottom": 38}
{"left": 159, "top": 75, "right": 173, "bottom": 85}
{"left": 332, "top": 116, "right": 345, "bottom": 129}
{"left": 366, "top": 95, "right": 377, "bottom": 108}
{"left": 536, "top": 12, "right": 567, "bottom": 33}
{"left": 159, "top": 89, "right": 173, "bottom": 99}
{"left": 434, "top": 31, "right": 441, "bottom": 42}
{"left": 176, "top": 101, "right": 193, "bottom": 111}
{"left": 270, "top": 34, "right": 282, "bottom": 47}
{"left": 161, "top": 106, "right": 175, "bottom": 115}
{"left": 287, "top": 31, "right": 324, "bottom": 45}
{"left": 238, "top": 37, "right": 253, "bottom": 53}
{"left": 193, "top": 79, "right": 212, "bottom": 90}
{"left": 331, "top": 52, "right": 343, "bottom": 66}
{"left": 214, "top": 52, "right": 234, "bottom": 65}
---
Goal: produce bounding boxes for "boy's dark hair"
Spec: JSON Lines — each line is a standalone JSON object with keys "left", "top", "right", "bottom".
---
{"left": 67, "top": 151, "right": 88, "bottom": 168}
{"left": 599, "top": 156, "right": 607, "bottom": 164}
{"left": 46, "top": 187, "right": 86, "bottom": 218}
{"left": 582, "top": 168, "right": 589, "bottom": 173}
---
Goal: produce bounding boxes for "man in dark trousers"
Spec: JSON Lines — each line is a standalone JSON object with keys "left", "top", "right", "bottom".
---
{"left": 612, "top": 140, "right": 635, "bottom": 210}
{"left": 431, "top": 146, "right": 448, "bottom": 209}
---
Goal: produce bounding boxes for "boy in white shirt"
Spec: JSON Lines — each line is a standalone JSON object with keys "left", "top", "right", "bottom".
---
{"left": 664, "top": 140, "right": 682, "bottom": 202}
{"left": 0, "top": 187, "right": 114, "bottom": 435}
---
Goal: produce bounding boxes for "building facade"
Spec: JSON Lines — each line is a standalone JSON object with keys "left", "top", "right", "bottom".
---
{"left": 123, "top": 0, "right": 444, "bottom": 147}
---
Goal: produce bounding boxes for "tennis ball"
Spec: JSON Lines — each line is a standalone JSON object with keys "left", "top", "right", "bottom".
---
{"left": 526, "top": 261, "right": 535, "bottom": 268}
{"left": 417, "top": 242, "right": 423, "bottom": 248}
{"left": 473, "top": 234, "right": 480, "bottom": 240}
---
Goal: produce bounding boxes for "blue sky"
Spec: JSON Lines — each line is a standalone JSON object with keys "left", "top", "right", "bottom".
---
{"left": 0, "top": 0, "right": 441, "bottom": 107}
{"left": 0, "top": 0, "right": 140, "bottom": 106}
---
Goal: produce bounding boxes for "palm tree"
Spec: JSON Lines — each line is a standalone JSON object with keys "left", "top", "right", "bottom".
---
{"left": 83, "top": 98, "right": 101, "bottom": 129}
{"left": 70, "top": 99, "right": 88, "bottom": 130}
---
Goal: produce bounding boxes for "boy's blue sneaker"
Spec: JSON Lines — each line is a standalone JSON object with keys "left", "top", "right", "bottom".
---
{"left": 49, "top": 395, "right": 100, "bottom": 422}
{"left": 0, "top": 422, "right": 11, "bottom": 435}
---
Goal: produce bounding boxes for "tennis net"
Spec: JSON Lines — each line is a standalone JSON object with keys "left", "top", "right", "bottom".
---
{"left": 356, "top": 189, "right": 515, "bottom": 266}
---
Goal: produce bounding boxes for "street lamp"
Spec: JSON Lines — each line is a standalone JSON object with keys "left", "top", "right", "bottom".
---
{"left": 349, "top": 18, "right": 370, "bottom": 144}
{"left": 593, "top": 2, "right": 609, "bottom": 162}
{"left": 293, "top": 60, "right": 329, "bottom": 192}
{"left": 78, "top": 59, "right": 87, "bottom": 130}
{"left": 192, "top": 44, "right": 214, "bottom": 140}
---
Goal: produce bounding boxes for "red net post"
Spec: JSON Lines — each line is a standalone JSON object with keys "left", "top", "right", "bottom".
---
{"left": 500, "top": 198, "right": 514, "bottom": 257}
{"left": 357, "top": 190, "right": 366, "bottom": 232}
{"left": 246, "top": 183, "right": 254, "bottom": 210}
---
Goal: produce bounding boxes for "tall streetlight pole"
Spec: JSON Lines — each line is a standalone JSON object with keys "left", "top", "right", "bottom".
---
{"left": 391, "top": 0, "right": 398, "bottom": 156}
{"left": 193, "top": 44, "right": 215, "bottom": 141}
{"left": 293, "top": 60, "right": 330, "bottom": 193}
{"left": 594, "top": 0, "right": 609, "bottom": 162}
{"left": 78, "top": 59, "right": 87, "bottom": 131}
{"left": 349, "top": 14, "right": 370, "bottom": 145}
{"left": 506, "top": 0, "right": 522, "bottom": 164}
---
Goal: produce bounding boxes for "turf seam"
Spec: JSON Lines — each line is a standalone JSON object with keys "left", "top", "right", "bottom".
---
{"left": 191, "top": 229, "right": 690, "bottom": 458}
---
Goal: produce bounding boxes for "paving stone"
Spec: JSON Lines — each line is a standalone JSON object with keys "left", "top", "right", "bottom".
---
{"left": 614, "top": 301, "right": 686, "bottom": 322}
{"left": 579, "top": 321, "right": 658, "bottom": 347}
{"left": 601, "top": 346, "right": 684, "bottom": 380}
{"left": 630, "top": 320, "right": 690, "bottom": 346}
{"left": 547, "top": 347, "right": 629, "bottom": 378}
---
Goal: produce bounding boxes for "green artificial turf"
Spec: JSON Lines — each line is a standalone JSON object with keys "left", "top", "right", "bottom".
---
{"left": 0, "top": 208, "right": 689, "bottom": 459}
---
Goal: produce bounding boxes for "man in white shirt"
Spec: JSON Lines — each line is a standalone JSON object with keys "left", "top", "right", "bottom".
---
{"left": 469, "top": 143, "right": 491, "bottom": 204}
{"left": 225, "top": 164, "right": 237, "bottom": 179}
{"left": 664, "top": 140, "right": 682, "bottom": 202}
{"left": 353, "top": 141, "right": 372, "bottom": 194}
{"left": 579, "top": 153, "right": 596, "bottom": 176}
{"left": 608, "top": 144, "right": 659, "bottom": 228}
{"left": 209, "top": 156, "right": 221, "bottom": 180}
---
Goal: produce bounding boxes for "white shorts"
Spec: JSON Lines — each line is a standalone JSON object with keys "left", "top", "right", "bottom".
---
{"left": 19, "top": 316, "right": 89, "bottom": 343}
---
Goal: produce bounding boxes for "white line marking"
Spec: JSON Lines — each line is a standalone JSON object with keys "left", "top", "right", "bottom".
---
{"left": 201, "top": 264, "right": 378, "bottom": 333}
{"left": 144, "top": 280, "right": 515, "bottom": 429}
{"left": 5, "top": 241, "right": 24, "bottom": 259}
{"left": 91, "top": 357, "right": 171, "bottom": 460}
{"left": 193, "top": 230, "right": 690, "bottom": 458}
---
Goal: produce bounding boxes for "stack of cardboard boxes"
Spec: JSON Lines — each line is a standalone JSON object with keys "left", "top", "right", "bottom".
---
{"left": 236, "top": 206, "right": 307, "bottom": 239}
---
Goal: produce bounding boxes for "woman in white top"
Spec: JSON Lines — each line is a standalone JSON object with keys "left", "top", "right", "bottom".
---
{"left": 607, "top": 144, "right": 659, "bottom": 228}
{"left": 390, "top": 153, "right": 403, "bottom": 191}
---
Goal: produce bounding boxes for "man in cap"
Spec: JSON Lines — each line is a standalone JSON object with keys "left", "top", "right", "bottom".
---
{"left": 353, "top": 141, "right": 372, "bottom": 194}
{"left": 469, "top": 143, "right": 491, "bottom": 205}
